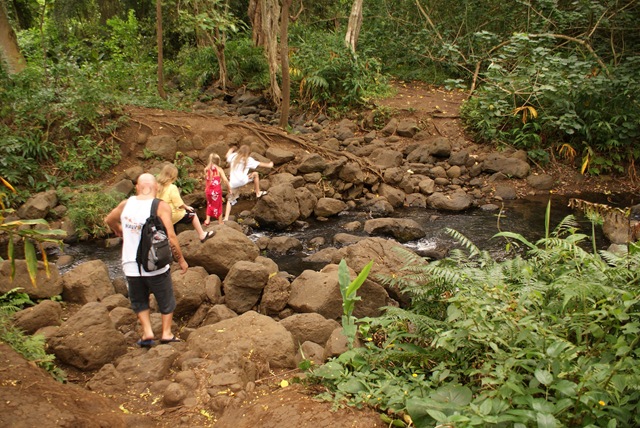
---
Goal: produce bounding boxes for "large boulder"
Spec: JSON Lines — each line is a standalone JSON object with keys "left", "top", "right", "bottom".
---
{"left": 47, "top": 302, "right": 127, "bottom": 370}
{"left": 253, "top": 184, "right": 301, "bottom": 229}
{"left": 314, "top": 197, "right": 347, "bottom": 218}
{"left": 363, "top": 218, "right": 426, "bottom": 242}
{"left": 369, "top": 149, "right": 404, "bottom": 169}
{"left": 187, "top": 311, "right": 297, "bottom": 369}
{"left": 116, "top": 345, "right": 181, "bottom": 384}
{"left": 61, "top": 260, "right": 115, "bottom": 304}
{"left": 145, "top": 135, "right": 178, "bottom": 160}
{"left": 179, "top": 227, "right": 259, "bottom": 278}
{"left": 297, "top": 153, "right": 327, "bottom": 173}
{"left": 288, "top": 264, "right": 388, "bottom": 320}
{"left": 223, "top": 261, "right": 270, "bottom": 313}
{"left": 12, "top": 300, "right": 62, "bottom": 334}
{"left": 0, "top": 260, "right": 63, "bottom": 299}
{"left": 171, "top": 266, "right": 209, "bottom": 318}
{"left": 279, "top": 313, "right": 340, "bottom": 347}
{"left": 482, "top": 153, "right": 530, "bottom": 178}
{"left": 427, "top": 189, "right": 474, "bottom": 211}
{"left": 259, "top": 274, "right": 291, "bottom": 316}
{"left": 17, "top": 190, "right": 58, "bottom": 219}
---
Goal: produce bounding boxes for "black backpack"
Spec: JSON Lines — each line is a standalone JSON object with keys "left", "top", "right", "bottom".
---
{"left": 136, "top": 198, "right": 173, "bottom": 272}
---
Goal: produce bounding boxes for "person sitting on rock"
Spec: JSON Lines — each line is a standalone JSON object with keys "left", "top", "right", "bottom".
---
{"left": 157, "top": 163, "right": 214, "bottom": 243}
{"left": 223, "top": 145, "right": 273, "bottom": 222}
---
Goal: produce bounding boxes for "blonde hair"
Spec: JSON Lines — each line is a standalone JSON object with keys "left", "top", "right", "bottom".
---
{"left": 204, "top": 153, "right": 221, "bottom": 175}
{"left": 157, "top": 164, "right": 178, "bottom": 195}
{"left": 231, "top": 145, "right": 251, "bottom": 170}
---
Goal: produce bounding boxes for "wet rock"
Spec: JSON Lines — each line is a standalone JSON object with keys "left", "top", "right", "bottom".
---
{"left": 427, "top": 189, "right": 473, "bottom": 211}
{"left": 364, "top": 218, "right": 426, "bottom": 242}
{"left": 314, "top": 197, "right": 347, "bottom": 217}
{"left": 267, "top": 236, "right": 303, "bottom": 254}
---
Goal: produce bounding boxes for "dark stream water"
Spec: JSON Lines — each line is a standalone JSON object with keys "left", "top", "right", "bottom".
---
{"left": 59, "top": 192, "right": 636, "bottom": 279}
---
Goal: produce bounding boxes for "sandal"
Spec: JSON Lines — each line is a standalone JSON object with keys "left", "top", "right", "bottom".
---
{"left": 200, "top": 230, "right": 215, "bottom": 243}
{"left": 257, "top": 190, "right": 268, "bottom": 198}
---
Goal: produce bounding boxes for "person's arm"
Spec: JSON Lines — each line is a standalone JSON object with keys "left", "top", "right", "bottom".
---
{"left": 259, "top": 160, "right": 274, "bottom": 169}
{"left": 169, "top": 185, "right": 194, "bottom": 213}
{"left": 104, "top": 199, "right": 127, "bottom": 237}
{"left": 158, "top": 200, "right": 188, "bottom": 273}
{"left": 218, "top": 168, "right": 231, "bottom": 191}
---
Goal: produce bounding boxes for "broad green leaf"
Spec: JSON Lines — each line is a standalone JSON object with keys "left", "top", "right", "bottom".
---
{"left": 536, "top": 412, "right": 559, "bottom": 428}
{"left": 426, "top": 409, "right": 448, "bottom": 422}
{"left": 430, "top": 385, "right": 472, "bottom": 406}
{"left": 534, "top": 369, "right": 553, "bottom": 386}
{"left": 312, "top": 361, "right": 343, "bottom": 380}
{"left": 552, "top": 380, "right": 577, "bottom": 397}
{"left": 337, "top": 378, "right": 367, "bottom": 394}
{"left": 345, "top": 260, "right": 373, "bottom": 297}
{"left": 23, "top": 239, "right": 38, "bottom": 287}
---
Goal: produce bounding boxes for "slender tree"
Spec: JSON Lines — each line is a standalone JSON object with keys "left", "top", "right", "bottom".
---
{"left": 344, "top": 0, "right": 363, "bottom": 54}
{"left": 157, "top": 0, "right": 167, "bottom": 99}
{"left": 0, "top": 1, "right": 26, "bottom": 74}
{"left": 278, "top": 0, "right": 291, "bottom": 128}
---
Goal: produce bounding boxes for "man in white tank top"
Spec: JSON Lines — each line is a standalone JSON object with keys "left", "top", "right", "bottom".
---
{"left": 105, "top": 173, "right": 188, "bottom": 347}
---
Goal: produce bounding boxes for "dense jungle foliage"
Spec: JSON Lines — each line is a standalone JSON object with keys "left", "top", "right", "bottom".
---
{"left": 1, "top": 1, "right": 640, "bottom": 425}
{"left": 0, "top": 0, "right": 639, "bottom": 204}
{"left": 310, "top": 210, "right": 640, "bottom": 427}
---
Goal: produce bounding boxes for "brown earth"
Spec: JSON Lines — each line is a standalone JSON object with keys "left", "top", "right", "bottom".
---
{"left": 1, "top": 81, "right": 637, "bottom": 428}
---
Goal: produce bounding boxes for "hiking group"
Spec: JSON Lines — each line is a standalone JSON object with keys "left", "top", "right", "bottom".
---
{"left": 104, "top": 144, "right": 273, "bottom": 347}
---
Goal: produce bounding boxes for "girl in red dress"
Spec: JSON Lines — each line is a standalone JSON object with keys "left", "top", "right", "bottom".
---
{"left": 203, "top": 153, "right": 230, "bottom": 225}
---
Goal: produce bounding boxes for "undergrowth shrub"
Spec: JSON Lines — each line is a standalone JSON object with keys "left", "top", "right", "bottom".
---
{"left": 308, "top": 212, "right": 640, "bottom": 427}
{"left": 0, "top": 288, "right": 66, "bottom": 382}
{"left": 460, "top": 34, "right": 640, "bottom": 175}
{"left": 289, "top": 26, "right": 390, "bottom": 114}
{"left": 62, "top": 187, "right": 124, "bottom": 240}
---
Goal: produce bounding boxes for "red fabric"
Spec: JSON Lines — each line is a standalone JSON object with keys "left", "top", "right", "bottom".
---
{"left": 205, "top": 166, "right": 223, "bottom": 219}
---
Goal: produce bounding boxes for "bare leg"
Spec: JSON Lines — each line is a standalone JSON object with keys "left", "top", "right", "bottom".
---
{"left": 137, "top": 309, "right": 155, "bottom": 340}
{"left": 251, "top": 172, "right": 261, "bottom": 195}
{"left": 160, "top": 312, "right": 174, "bottom": 341}
{"left": 223, "top": 191, "right": 233, "bottom": 221}
{"left": 191, "top": 215, "right": 207, "bottom": 240}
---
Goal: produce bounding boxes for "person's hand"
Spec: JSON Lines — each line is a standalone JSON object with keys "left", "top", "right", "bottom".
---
{"left": 186, "top": 205, "right": 194, "bottom": 212}
{"left": 179, "top": 258, "right": 188, "bottom": 273}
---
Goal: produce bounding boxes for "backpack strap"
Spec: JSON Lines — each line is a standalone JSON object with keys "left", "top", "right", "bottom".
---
{"left": 151, "top": 198, "right": 161, "bottom": 217}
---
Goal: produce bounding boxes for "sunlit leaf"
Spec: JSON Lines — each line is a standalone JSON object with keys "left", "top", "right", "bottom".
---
{"left": 23, "top": 239, "right": 38, "bottom": 287}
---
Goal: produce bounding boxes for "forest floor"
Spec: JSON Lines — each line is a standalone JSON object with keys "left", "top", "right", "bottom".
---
{"left": 2, "top": 81, "right": 638, "bottom": 428}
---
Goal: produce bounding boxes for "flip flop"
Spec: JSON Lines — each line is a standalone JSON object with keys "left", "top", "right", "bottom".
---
{"left": 136, "top": 338, "right": 155, "bottom": 348}
{"left": 200, "top": 230, "right": 215, "bottom": 243}
{"left": 257, "top": 190, "right": 268, "bottom": 198}
{"left": 160, "top": 336, "right": 181, "bottom": 344}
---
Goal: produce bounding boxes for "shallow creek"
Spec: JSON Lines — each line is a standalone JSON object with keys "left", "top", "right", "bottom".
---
{"left": 59, "top": 192, "right": 635, "bottom": 279}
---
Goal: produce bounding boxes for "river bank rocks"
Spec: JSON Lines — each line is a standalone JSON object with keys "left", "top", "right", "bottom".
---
{"left": 5, "top": 230, "right": 420, "bottom": 416}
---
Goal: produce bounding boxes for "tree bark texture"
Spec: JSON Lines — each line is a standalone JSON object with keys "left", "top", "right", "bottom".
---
{"left": 156, "top": 0, "right": 166, "bottom": 100}
{"left": 249, "top": 0, "right": 281, "bottom": 104}
{"left": 345, "top": 0, "right": 363, "bottom": 54}
{"left": 0, "top": 1, "right": 26, "bottom": 74}
{"left": 279, "top": 0, "right": 291, "bottom": 128}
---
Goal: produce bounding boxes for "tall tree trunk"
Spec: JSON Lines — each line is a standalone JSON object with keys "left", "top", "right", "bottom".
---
{"left": 212, "top": 28, "right": 228, "bottom": 91}
{"left": 156, "top": 0, "right": 166, "bottom": 100}
{"left": 345, "top": 0, "right": 363, "bottom": 54}
{"left": 279, "top": 0, "right": 291, "bottom": 129}
{"left": 249, "top": 0, "right": 281, "bottom": 105}
{"left": 0, "top": 1, "right": 26, "bottom": 74}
